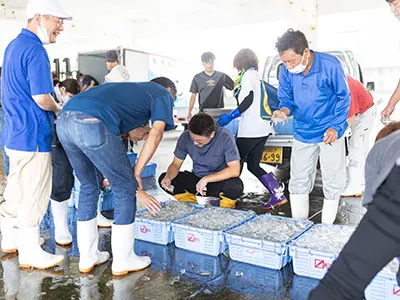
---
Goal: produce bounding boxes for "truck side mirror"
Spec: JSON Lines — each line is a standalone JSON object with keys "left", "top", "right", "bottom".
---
{"left": 366, "top": 82, "right": 375, "bottom": 93}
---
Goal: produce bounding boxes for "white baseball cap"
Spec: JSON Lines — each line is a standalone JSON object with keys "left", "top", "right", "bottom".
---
{"left": 26, "top": 0, "right": 72, "bottom": 20}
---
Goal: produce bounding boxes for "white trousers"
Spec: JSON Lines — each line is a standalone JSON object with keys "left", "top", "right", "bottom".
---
{"left": 289, "top": 137, "right": 346, "bottom": 201}
{"left": 348, "top": 104, "right": 377, "bottom": 169}
{"left": 3, "top": 148, "right": 52, "bottom": 228}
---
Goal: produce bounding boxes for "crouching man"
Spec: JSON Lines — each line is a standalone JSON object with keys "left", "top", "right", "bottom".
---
{"left": 159, "top": 113, "right": 244, "bottom": 208}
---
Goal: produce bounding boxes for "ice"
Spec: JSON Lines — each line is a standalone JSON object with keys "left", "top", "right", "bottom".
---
{"left": 178, "top": 208, "right": 253, "bottom": 231}
{"left": 229, "top": 217, "right": 310, "bottom": 242}
{"left": 294, "top": 225, "right": 356, "bottom": 253}
{"left": 383, "top": 258, "right": 400, "bottom": 275}
{"left": 136, "top": 201, "right": 200, "bottom": 222}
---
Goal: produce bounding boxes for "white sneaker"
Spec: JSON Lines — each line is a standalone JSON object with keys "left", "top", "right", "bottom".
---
{"left": 290, "top": 194, "right": 309, "bottom": 220}
{"left": 111, "top": 223, "right": 151, "bottom": 276}
{"left": 17, "top": 227, "right": 64, "bottom": 269}
{"left": 341, "top": 166, "right": 363, "bottom": 197}
{"left": 51, "top": 200, "right": 73, "bottom": 246}
{"left": 77, "top": 218, "right": 109, "bottom": 273}
{"left": 321, "top": 199, "right": 340, "bottom": 224}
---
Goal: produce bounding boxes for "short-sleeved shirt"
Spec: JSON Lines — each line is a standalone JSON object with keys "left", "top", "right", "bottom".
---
{"left": 190, "top": 71, "right": 234, "bottom": 110}
{"left": 61, "top": 82, "right": 175, "bottom": 135}
{"left": 174, "top": 127, "right": 240, "bottom": 177}
{"left": 82, "top": 75, "right": 99, "bottom": 87}
{"left": 347, "top": 75, "right": 373, "bottom": 118}
{"left": 1, "top": 29, "right": 55, "bottom": 152}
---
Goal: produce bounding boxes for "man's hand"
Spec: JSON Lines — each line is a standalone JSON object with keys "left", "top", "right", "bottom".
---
{"left": 137, "top": 190, "right": 161, "bottom": 213}
{"left": 161, "top": 176, "right": 172, "bottom": 191}
{"left": 272, "top": 110, "right": 288, "bottom": 123}
{"left": 196, "top": 177, "right": 209, "bottom": 196}
{"left": 381, "top": 104, "right": 395, "bottom": 122}
{"left": 323, "top": 128, "right": 338, "bottom": 144}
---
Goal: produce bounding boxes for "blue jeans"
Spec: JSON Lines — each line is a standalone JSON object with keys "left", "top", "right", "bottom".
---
{"left": 56, "top": 111, "right": 137, "bottom": 225}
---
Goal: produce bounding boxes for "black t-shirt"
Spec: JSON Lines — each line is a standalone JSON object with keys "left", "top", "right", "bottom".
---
{"left": 82, "top": 75, "right": 99, "bottom": 87}
{"left": 190, "top": 71, "right": 234, "bottom": 110}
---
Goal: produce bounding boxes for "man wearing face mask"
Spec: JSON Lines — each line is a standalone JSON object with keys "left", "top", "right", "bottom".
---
{"left": 272, "top": 29, "right": 350, "bottom": 224}
{"left": 0, "top": 0, "right": 72, "bottom": 269}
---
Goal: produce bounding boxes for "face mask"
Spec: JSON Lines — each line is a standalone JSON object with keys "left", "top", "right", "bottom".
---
{"left": 37, "top": 17, "right": 50, "bottom": 44}
{"left": 62, "top": 95, "right": 71, "bottom": 103}
{"left": 54, "top": 86, "right": 62, "bottom": 102}
{"left": 288, "top": 52, "right": 308, "bottom": 74}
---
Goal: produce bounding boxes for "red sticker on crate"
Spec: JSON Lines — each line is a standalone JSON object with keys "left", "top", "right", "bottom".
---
{"left": 314, "top": 259, "right": 331, "bottom": 270}
{"left": 187, "top": 233, "right": 198, "bottom": 243}
{"left": 246, "top": 249, "right": 256, "bottom": 254}
{"left": 393, "top": 286, "right": 400, "bottom": 295}
{"left": 140, "top": 225, "right": 151, "bottom": 234}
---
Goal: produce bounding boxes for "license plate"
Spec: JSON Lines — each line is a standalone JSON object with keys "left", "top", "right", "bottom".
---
{"left": 260, "top": 147, "right": 283, "bottom": 164}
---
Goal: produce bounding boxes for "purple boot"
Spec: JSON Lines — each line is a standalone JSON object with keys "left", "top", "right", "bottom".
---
{"left": 259, "top": 173, "right": 287, "bottom": 210}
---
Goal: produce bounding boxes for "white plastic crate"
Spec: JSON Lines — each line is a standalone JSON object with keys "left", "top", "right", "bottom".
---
{"left": 289, "top": 224, "right": 353, "bottom": 280}
{"left": 226, "top": 215, "right": 313, "bottom": 270}
{"left": 171, "top": 208, "right": 255, "bottom": 256}
{"left": 365, "top": 268, "right": 400, "bottom": 300}
{"left": 134, "top": 203, "right": 204, "bottom": 245}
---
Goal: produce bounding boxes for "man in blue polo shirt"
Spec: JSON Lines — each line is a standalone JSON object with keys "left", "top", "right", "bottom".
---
{"left": 57, "top": 77, "right": 175, "bottom": 276}
{"left": 0, "top": 0, "right": 72, "bottom": 269}
{"left": 272, "top": 29, "right": 350, "bottom": 225}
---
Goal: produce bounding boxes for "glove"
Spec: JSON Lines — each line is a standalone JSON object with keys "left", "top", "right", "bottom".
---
{"left": 217, "top": 108, "right": 240, "bottom": 126}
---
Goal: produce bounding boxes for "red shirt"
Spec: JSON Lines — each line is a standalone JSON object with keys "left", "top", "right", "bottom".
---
{"left": 347, "top": 75, "right": 373, "bottom": 118}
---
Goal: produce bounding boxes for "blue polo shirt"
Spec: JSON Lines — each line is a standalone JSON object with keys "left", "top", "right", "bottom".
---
{"left": 278, "top": 51, "right": 350, "bottom": 143}
{"left": 61, "top": 82, "right": 175, "bottom": 134}
{"left": 1, "top": 29, "right": 54, "bottom": 152}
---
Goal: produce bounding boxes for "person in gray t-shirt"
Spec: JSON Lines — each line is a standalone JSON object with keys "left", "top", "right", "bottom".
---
{"left": 159, "top": 113, "right": 243, "bottom": 208}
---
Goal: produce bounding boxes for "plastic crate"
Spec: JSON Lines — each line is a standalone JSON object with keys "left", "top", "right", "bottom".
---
{"left": 225, "top": 260, "right": 291, "bottom": 298}
{"left": 225, "top": 215, "right": 313, "bottom": 270}
{"left": 134, "top": 203, "right": 204, "bottom": 245}
{"left": 128, "top": 152, "right": 157, "bottom": 178}
{"left": 134, "top": 240, "right": 175, "bottom": 271}
{"left": 100, "top": 190, "right": 114, "bottom": 211}
{"left": 289, "top": 224, "right": 353, "bottom": 280}
{"left": 172, "top": 248, "right": 229, "bottom": 284}
{"left": 171, "top": 208, "right": 255, "bottom": 256}
{"left": 365, "top": 269, "right": 400, "bottom": 300}
{"left": 290, "top": 275, "right": 320, "bottom": 300}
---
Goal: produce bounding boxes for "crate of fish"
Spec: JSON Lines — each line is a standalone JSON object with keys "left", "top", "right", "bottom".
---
{"left": 171, "top": 208, "right": 255, "bottom": 256}
{"left": 289, "top": 224, "right": 356, "bottom": 280}
{"left": 134, "top": 201, "right": 203, "bottom": 245}
{"left": 225, "top": 214, "right": 312, "bottom": 270}
{"left": 365, "top": 259, "right": 400, "bottom": 300}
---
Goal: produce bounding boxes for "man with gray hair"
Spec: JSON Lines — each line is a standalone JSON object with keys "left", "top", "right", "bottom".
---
{"left": 0, "top": 0, "right": 71, "bottom": 269}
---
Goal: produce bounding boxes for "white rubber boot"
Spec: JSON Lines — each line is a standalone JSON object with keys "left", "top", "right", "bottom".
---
{"left": 1, "top": 216, "right": 17, "bottom": 253}
{"left": 111, "top": 223, "right": 151, "bottom": 276}
{"left": 341, "top": 166, "right": 363, "bottom": 197}
{"left": 321, "top": 199, "right": 340, "bottom": 224}
{"left": 51, "top": 200, "right": 73, "bottom": 246}
{"left": 290, "top": 194, "right": 309, "bottom": 220}
{"left": 77, "top": 218, "right": 109, "bottom": 273}
{"left": 17, "top": 227, "right": 64, "bottom": 269}
{"left": 97, "top": 200, "right": 113, "bottom": 228}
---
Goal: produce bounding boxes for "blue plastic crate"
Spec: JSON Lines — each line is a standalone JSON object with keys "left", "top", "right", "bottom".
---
{"left": 290, "top": 275, "right": 320, "bottom": 300}
{"left": 225, "top": 214, "right": 313, "bottom": 270}
{"left": 134, "top": 240, "right": 175, "bottom": 271}
{"left": 289, "top": 224, "right": 353, "bottom": 280}
{"left": 171, "top": 208, "right": 256, "bottom": 256}
{"left": 128, "top": 152, "right": 157, "bottom": 178}
{"left": 365, "top": 264, "right": 400, "bottom": 300}
{"left": 100, "top": 190, "right": 114, "bottom": 212}
{"left": 225, "top": 260, "right": 291, "bottom": 298}
{"left": 172, "top": 248, "right": 229, "bottom": 284}
{"left": 134, "top": 203, "right": 204, "bottom": 245}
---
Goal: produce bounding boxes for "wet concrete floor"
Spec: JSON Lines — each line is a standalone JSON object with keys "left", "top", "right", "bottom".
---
{"left": 0, "top": 130, "right": 365, "bottom": 299}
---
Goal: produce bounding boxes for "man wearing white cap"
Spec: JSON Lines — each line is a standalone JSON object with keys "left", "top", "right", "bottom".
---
{"left": 0, "top": 0, "right": 72, "bottom": 269}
